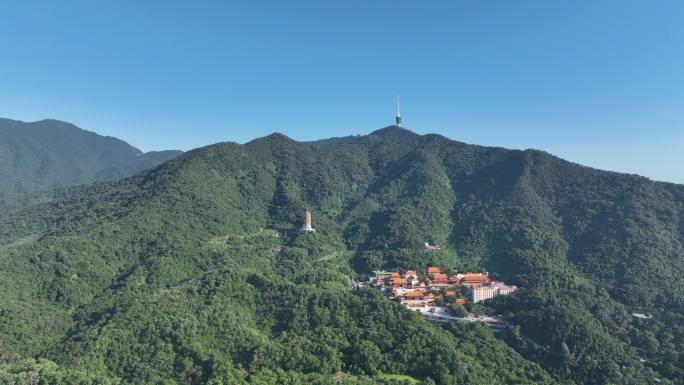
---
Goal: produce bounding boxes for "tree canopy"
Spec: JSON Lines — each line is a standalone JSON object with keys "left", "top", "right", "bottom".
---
{"left": 1, "top": 126, "right": 682, "bottom": 384}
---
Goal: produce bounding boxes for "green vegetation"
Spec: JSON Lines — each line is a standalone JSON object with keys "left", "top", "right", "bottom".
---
{"left": 376, "top": 372, "right": 421, "bottom": 385}
{"left": 0, "top": 118, "right": 181, "bottom": 193}
{"left": 0, "top": 125, "right": 683, "bottom": 384}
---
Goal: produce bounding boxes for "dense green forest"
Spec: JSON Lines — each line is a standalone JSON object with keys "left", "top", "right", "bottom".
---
{"left": 1, "top": 126, "right": 683, "bottom": 384}
{"left": 0, "top": 118, "right": 181, "bottom": 193}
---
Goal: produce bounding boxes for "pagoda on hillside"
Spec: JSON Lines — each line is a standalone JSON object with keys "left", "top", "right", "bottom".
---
{"left": 302, "top": 209, "right": 315, "bottom": 232}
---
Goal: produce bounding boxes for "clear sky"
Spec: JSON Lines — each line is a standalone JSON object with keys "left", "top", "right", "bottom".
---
{"left": 1, "top": 1, "right": 683, "bottom": 183}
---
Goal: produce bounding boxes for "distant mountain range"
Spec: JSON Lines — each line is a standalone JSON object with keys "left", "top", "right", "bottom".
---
{"left": 0, "top": 118, "right": 182, "bottom": 193}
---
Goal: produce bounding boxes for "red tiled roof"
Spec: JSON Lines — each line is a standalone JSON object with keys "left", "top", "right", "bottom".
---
{"left": 427, "top": 267, "right": 441, "bottom": 273}
{"left": 462, "top": 274, "right": 488, "bottom": 283}
{"left": 403, "top": 290, "right": 424, "bottom": 298}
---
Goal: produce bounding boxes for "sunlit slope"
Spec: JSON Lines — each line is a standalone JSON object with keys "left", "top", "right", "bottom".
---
{"left": 1, "top": 126, "right": 683, "bottom": 384}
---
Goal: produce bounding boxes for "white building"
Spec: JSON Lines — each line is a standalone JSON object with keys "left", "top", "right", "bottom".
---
{"left": 471, "top": 283, "right": 517, "bottom": 303}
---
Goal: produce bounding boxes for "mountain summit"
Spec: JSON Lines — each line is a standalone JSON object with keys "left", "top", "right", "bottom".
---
{"left": 0, "top": 118, "right": 182, "bottom": 193}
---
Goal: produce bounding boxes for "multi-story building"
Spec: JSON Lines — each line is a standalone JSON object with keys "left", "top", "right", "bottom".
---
{"left": 471, "top": 283, "right": 517, "bottom": 303}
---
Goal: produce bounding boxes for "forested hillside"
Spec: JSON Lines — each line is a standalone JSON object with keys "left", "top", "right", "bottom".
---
{"left": 1, "top": 126, "right": 683, "bottom": 385}
{"left": 0, "top": 118, "right": 181, "bottom": 193}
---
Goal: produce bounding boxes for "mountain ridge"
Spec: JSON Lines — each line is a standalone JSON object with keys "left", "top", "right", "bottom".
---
{"left": 0, "top": 117, "right": 182, "bottom": 193}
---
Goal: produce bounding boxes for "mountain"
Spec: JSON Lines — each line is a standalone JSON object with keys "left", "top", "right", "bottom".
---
{"left": 1, "top": 126, "right": 683, "bottom": 385}
{"left": 305, "top": 134, "right": 361, "bottom": 147}
{"left": 0, "top": 118, "right": 182, "bottom": 193}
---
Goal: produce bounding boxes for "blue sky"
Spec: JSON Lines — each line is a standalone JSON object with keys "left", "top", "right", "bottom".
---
{"left": 1, "top": 1, "right": 683, "bottom": 183}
